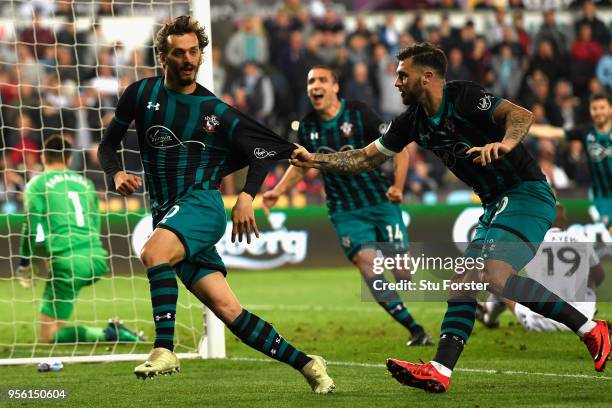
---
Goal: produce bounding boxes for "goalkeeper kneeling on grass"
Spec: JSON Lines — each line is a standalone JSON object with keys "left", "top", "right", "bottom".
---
{"left": 16, "top": 135, "right": 144, "bottom": 344}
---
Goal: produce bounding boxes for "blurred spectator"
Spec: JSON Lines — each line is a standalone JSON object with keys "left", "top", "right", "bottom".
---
{"left": 595, "top": 43, "right": 612, "bottom": 89}
{"left": 56, "top": 45, "right": 79, "bottom": 84}
{"left": 225, "top": 16, "right": 269, "bottom": 69}
{"left": 571, "top": 23, "right": 605, "bottom": 66}
{"left": 40, "top": 74, "right": 77, "bottom": 140}
{"left": 10, "top": 113, "right": 41, "bottom": 176}
{"left": 534, "top": 9, "right": 569, "bottom": 57}
{"left": 15, "top": 83, "right": 42, "bottom": 128}
{"left": 266, "top": 8, "right": 302, "bottom": 69}
{"left": 16, "top": 44, "right": 45, "bottom": 85}
{"left": 458, "top": 21, "right": 477, "bottom": 56}
{"left": 347, "top": 34, "right": 370, "bottom": 66}
{"left": 278, "top": 0, "right": 306, "bottom": 20}
{"left": 56, "top": 16, "right": 90, "bottom": 77}
{"left": 512, "top": 11, "right": 531, "bottom": 57}
{"left": 527, "top": 40, "right": 565, "bottom": 86}
{"left": 314, "top": 8, "right": 344, "bottom": 33}
{"left": 491, "top": 26, "right": 524, "bottom": 59}
{"left": 342, "top": 62, "right": 376, "bottom": 107}
{"left": 278, "top": 30, "right": 322, "bottom": 116}
{"left": 347, "top": 16, "right": 372, "bottom": 45}
{"left": 408, "top": 14, "right": 426, "bottom": 44}
{"left": 211, "top": 46, "right": 227, "bottom": 96}
{"left": 438, "top": 14, "right": 461, "bottom": 53}
{"left": 297, "top": 168, "right": 324, "bottom": 203}
{"left": 374, "top": 44, "right": 403, "bottom": 121}
{"left": 571, "top": 23, "right": 604, "bottom": 94}
{"left": 574, "top": 0, "right": 609, "bottom": 48}
{"left": 486, "top": 7, "right": 509, "bottom": 47}
{"left": 446, "top": 47, "right": 472, "bottom": 81}
{"left": 377, "top": 15, "right": 401, "bottom": 54}
{"left": 538, "top": 139, "right": 570, "bottom": 189}
{"left": 553, "top": 79, "right": 580, "bottom": 128}
{"left": 491, "top": 44, "right": 522, "bottom": 99}
{"left": 314, "top": 29, "right": 342, "bottom": 66}
{"left": 19, "top": 13, "right": 54, "bottom": 60}
{"left": 229, "top": 62, "right": 275, "bottom": 124}
{"left": 466, "top": 36, "right": 493, "bottom": 87}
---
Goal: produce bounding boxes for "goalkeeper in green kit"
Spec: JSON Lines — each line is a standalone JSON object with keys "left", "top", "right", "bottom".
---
{"left": 17, "top": 135, "right": 144, "bottom": 344}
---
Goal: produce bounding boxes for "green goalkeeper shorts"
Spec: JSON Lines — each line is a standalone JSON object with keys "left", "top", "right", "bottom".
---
{"left": 40, "top": 246, "right": 109, "bottom": 320}
{"left": 155, "top": 189, "right": 227, "bottom": 289}
{"left": 330, "top": 201, "right": 409, "bottom": 260}
{"left": 464, "top": 180, "right": 556, "bottom": 271}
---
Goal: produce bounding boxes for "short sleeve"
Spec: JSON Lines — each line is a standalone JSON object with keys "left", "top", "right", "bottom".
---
{"left": 112, "top": 81, "right": 139, "bottom": 126}
{"left": 375, "top": 111, "right": 415, "bottom": 156}
{"left": 453, "top": 83, "right": 503, "bottom": 125}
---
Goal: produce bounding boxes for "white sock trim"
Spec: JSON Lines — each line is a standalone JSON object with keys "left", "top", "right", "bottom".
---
{"left": 577, "top": 320, "right": 597, "bottom": 337}
{"left": 430, "top": 361, "right": 452, "bottom": 377}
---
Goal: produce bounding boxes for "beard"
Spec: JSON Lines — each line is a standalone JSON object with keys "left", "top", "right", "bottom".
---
{"left": 168, "top": 62, "right": 198, "bottom": 86}
{"left": 400, "top": 83, "right": 422, "bottom": 106}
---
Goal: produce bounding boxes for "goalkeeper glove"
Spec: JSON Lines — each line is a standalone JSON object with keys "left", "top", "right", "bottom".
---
{"left": 16, "top": 263, "right": 35, "bottom": 289}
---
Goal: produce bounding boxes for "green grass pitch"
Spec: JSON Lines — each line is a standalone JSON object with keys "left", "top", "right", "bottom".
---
{"left": 0, "top": 267, "right": 611, "bottom": 407}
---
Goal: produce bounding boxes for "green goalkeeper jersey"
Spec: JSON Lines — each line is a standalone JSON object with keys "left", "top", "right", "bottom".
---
{"left": 20, "top": 169, "right": 104, "bottom": 259}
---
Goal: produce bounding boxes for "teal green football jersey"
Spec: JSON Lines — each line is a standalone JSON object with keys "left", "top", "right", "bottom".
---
{"left": 298, "top": 99, "right": 390, "bottom": 213}
{"left": 566, "top": 125, "right": 612, "bottom": 199}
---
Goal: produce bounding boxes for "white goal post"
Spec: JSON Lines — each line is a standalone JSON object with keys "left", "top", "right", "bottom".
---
{"left": 0, "top": 0, "right": 225, "bottom": 366}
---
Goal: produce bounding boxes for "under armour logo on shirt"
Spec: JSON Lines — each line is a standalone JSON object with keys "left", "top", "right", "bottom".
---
{"left": 147, "top": 102, "right": 160, "bottom": 110}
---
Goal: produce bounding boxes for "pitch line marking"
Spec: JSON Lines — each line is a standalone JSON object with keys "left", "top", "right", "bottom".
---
{"left": 228, "top": 357, "right": 612, "bottom": 381}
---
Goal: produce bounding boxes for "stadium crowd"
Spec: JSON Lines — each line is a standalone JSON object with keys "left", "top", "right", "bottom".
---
{"left": 0, "top": 0, "right": 611, "bottom": 211}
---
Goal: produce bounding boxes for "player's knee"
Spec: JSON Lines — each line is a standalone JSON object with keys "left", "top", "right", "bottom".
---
{"left": 39, "top": 325, "right": 56, "bottom": 344}
{"left": 212, "top": 300, "right": 242, "bottom": 325}
{"left": 140, "top": 245, "right": 169, "bottom": 268}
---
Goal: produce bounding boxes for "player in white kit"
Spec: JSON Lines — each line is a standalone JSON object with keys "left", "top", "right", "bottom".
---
{"left": 477, "top": 204, "right": 605, "bottom": 331}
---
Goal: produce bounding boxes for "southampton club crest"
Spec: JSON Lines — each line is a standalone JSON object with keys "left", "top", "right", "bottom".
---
{"left": 340, "top": 121, "right": 354, "bottom": 138}
{"left": 341, "top": 235, "right": 351, "bottom": 248}
{"left": 203, "top": 115, "right": 220, "bottom": 133}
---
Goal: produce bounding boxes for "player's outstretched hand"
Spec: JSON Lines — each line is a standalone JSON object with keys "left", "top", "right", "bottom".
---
{"left": 467, "top": 142, "right": 512, "bottom": 166}
{"left": 261, "top": 190, "right": 280, "bottom": 216}
{"left": 290, "top": 144, "right": 316, "bottom": 168}
{"left": 231, "top": 192, "right": 260, "bottom": 244}
{"left": 114, "top": 171, "right": 143, "bottom": 196}
{"left": 386, "top": 185, "right": 403, "bottom": 204}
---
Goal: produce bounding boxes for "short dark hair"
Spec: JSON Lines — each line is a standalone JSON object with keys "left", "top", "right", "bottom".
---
{"left": 396, "top": 42, "right": 448, "bottom": 77}
{"left": 155, "top": 15, "right": 209, "bottom": 55}
{"left": 43, "top": 135, "right": 72, "bottom": 164}
{"left": 590, "top": 93, "right": 611, "bottom": 104}
{"left": 309, "top": 64, "right": 339, "bottom": 83}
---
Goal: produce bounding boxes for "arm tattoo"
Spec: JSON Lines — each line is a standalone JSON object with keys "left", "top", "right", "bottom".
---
{"left": 310, "top": 149, "right": 389, "bottom": 175}
{"left": 503, "top": 108, "right": 534, "bottom": 146}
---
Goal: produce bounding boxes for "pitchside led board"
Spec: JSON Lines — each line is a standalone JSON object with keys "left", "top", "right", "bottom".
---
{"left": 1, "top": 200, "right": 608, "bottom": 275}
{"left": 125, "top": 200, "right": 611, "bottom": 270}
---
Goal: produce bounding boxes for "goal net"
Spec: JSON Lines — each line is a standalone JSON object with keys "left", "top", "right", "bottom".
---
{"left": 0, "top": 0, "right": 224, "bottom": 365}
